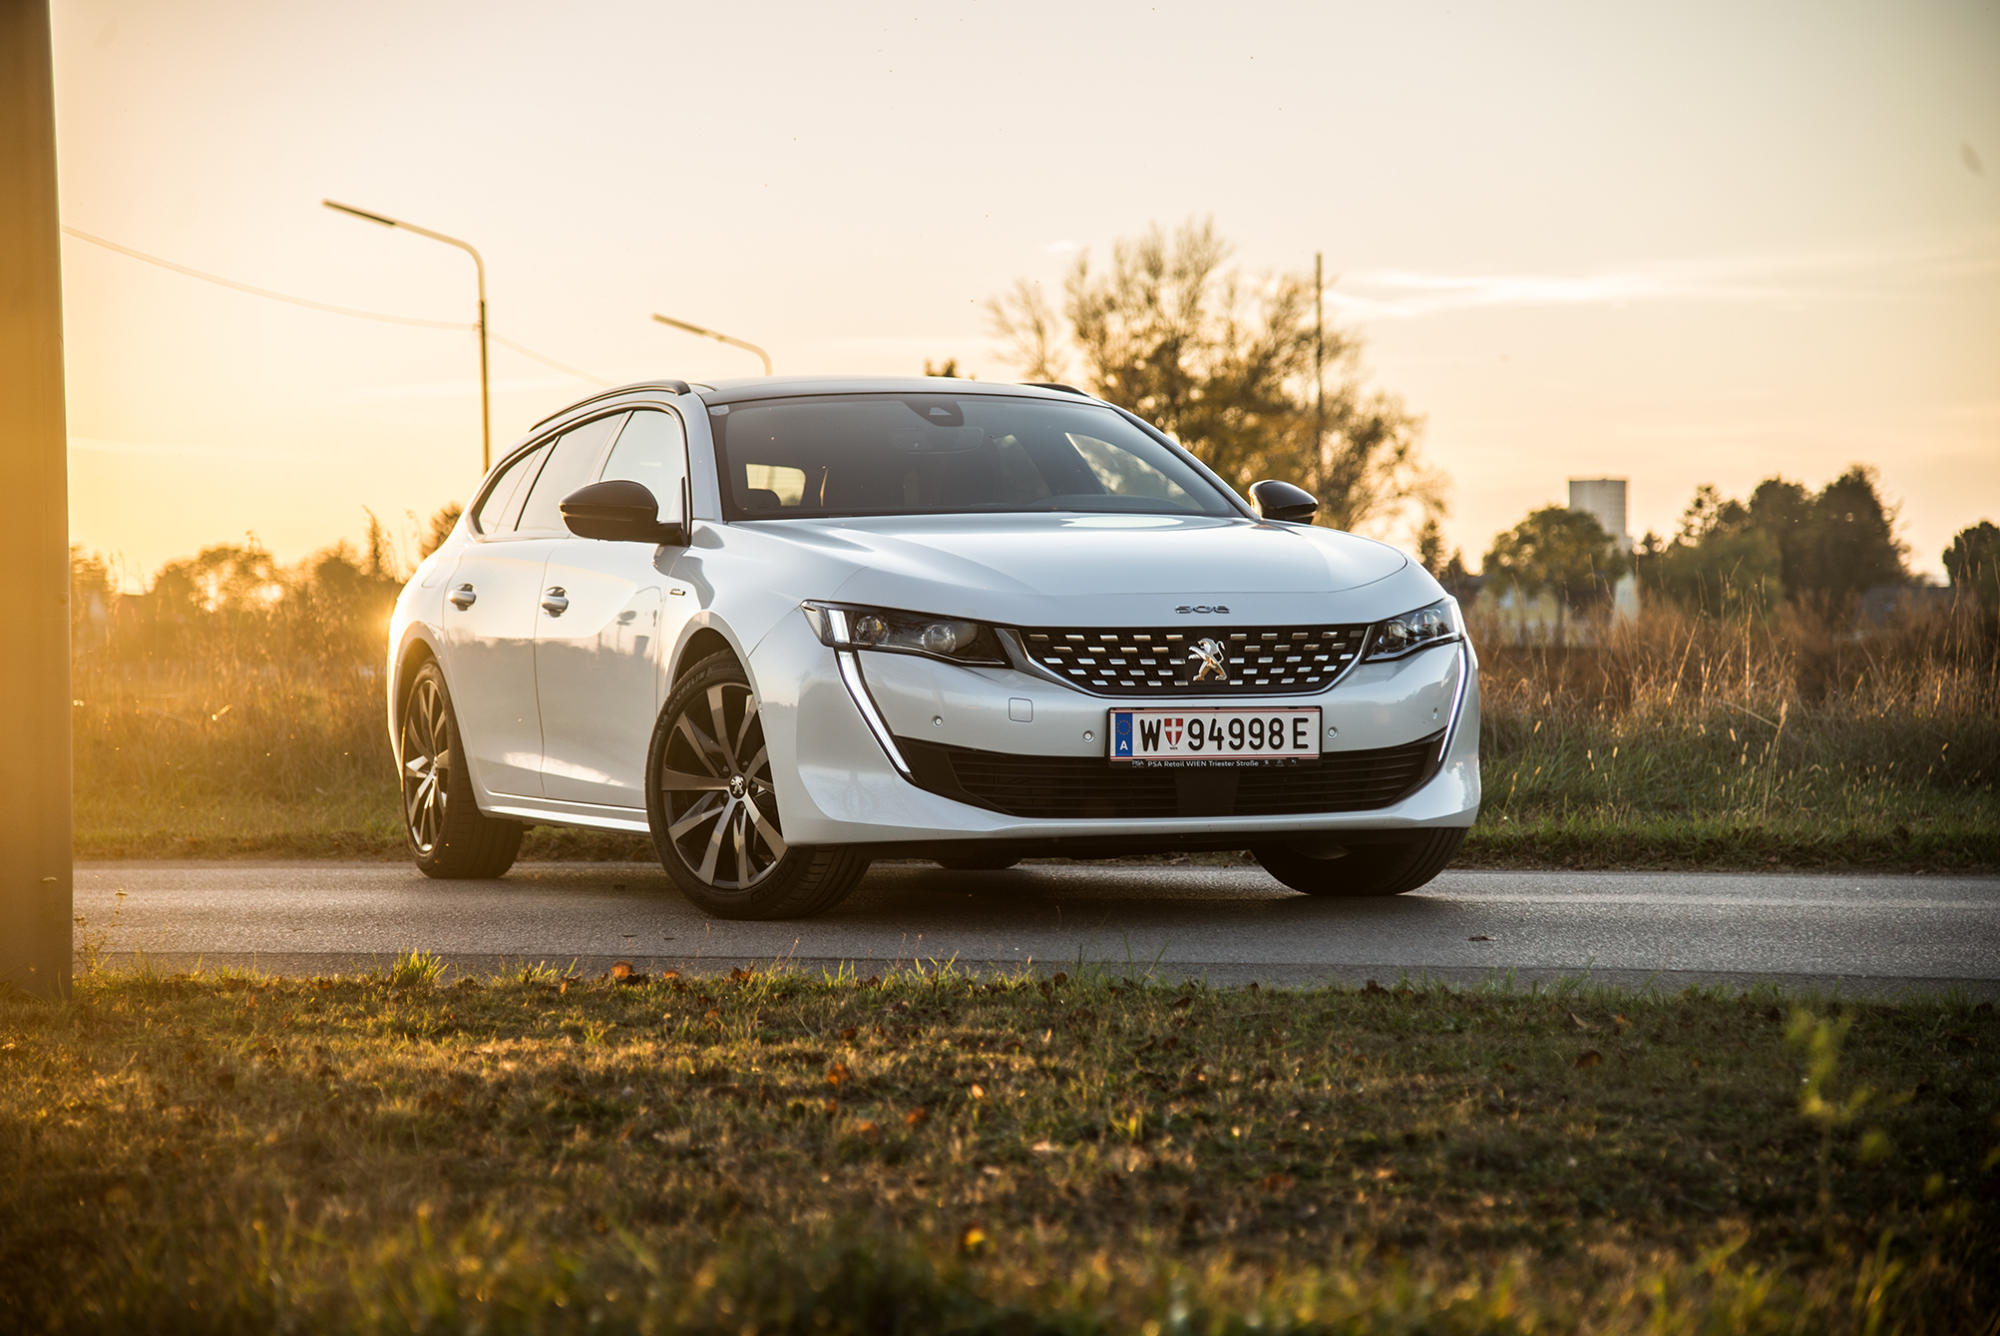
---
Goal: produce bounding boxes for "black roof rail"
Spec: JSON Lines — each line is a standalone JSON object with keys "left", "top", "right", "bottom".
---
{"left": 1023, "top": 381, "right": 1094, "bottom": 398}
{"left": 531, "top": 379, "right": 694, "bottom": 430}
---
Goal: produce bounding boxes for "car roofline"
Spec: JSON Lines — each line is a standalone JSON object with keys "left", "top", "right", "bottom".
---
{"left": 529, "top": 380, "right": 696, "bottom": 430}
{"left": 691, "top": 376, "right": 1102, "bottom": 407}
{"left": 530, "top": 377, "right": 1101, "bottom": 432}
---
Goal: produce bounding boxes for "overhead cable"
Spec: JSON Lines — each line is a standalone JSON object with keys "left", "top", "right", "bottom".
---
{"left": 61, "top": 225, "right": 611, "bottom": 384}
{"left": 62, "top": 225, "right": 471, "bottom": 330}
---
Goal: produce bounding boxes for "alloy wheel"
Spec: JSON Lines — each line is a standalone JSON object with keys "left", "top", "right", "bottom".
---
{"left": 400, "top": 675, "right": 451, "bottom": 856}
{"left": 656, "top": 682, "right": 787, "bottom": 889}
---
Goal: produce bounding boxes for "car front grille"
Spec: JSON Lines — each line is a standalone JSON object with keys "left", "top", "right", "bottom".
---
{"left": 896, "top": 732, "right": 1443, "bottom": 821}
{"left": 1013, "top": 625, "right": 1370, "bottom": 696}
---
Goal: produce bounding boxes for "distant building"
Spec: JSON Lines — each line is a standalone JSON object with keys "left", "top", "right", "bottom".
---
{"left": 1474, "top": 476, "right": 1640, "bottom": 644}
{"left": 1568, "top": 477, "right": 1639, "bottom": 622}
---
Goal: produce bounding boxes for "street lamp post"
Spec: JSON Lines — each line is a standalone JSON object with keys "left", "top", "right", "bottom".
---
{"left": 324, "top": 200, "right": 492, "bottom": 473}
{"left": 651, "top": 313, "right": 772, "bottom": 376}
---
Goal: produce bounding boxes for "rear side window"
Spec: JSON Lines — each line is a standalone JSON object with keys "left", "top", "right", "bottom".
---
{"left": 515, "top": 413, "right": 628, "bottom": 535}
{"left": 471, "top": 444, "right": 547, "bottom": 535}
{"left": 599, "top": 410, "right": 688, "bottom": 514}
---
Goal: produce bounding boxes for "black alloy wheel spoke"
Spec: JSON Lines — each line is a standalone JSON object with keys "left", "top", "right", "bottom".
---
{"left": 662, "top": 680, "right": 786, "bottom": 891}
{"left": 706, "top": 686, "right": 741, "bottom": 774}
{"left": 674, "top": 713, "right": 728, "bottom": 776}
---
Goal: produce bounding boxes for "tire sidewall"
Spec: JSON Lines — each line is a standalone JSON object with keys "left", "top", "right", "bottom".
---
{"left": 645, "top": 654, "right": 798, "bottom": 915}
{"left": 1255, "top": 828, "right": 1465, "bottom": 897}
{"left": 400, "top": 662, "right": 456, "bottom": 868}
{"left": 400, "top": 659, "right": 521, "bottom": 877}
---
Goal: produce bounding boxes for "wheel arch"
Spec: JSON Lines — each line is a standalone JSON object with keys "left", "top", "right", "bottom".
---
{"left": 674, "top": 625, "right": 738, "bottom": 681}
{"left": 668, "top": 614, "right": 771, "bottom": 700}
{"left": 389, "top": 629, "right": 443, "bottom": 759}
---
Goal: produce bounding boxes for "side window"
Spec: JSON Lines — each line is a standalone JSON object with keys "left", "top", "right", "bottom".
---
{"left": 515, "top": 413, "right": 628, "bottom": 535}
{"left": 471, "top": 444, "right": 548, "bottom": 535}
{"left": 598, "top": 410, "right": 689, "bottom": 518}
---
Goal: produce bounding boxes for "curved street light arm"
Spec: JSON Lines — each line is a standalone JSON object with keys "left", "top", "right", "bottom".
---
{"left": 651, "top": 312, "right": 772, "bottom": 376}
{"left": 324, "top": 199, "right": 491, "bottom": 471}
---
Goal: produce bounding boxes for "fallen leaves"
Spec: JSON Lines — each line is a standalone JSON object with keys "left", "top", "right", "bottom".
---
{"left": 1576, "top": 1049, "right": 1604, "bottom": 1069}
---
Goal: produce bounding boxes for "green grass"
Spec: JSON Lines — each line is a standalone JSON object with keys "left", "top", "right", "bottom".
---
{"left": 3, "top": 968, "right": 1994, "bottom": 1333}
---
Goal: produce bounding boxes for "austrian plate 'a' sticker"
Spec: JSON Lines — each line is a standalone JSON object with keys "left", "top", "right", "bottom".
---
{"left": 1113, "top": 712, "right": 1133, "bottom": 758}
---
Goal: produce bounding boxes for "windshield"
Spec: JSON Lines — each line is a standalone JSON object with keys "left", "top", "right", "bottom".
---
{"left": 708, "top": 393, "right": 1239, "bottom": 520}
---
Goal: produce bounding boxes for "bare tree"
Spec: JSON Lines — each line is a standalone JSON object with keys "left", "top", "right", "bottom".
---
{"left": 988, "top": 218, "right": 1440, "bottom": 535}
{"left": 987, "top": 279, "right": 1067, "bottom": 384}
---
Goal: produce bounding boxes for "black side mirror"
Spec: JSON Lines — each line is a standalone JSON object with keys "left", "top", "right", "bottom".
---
{"left": 560, "top": 480, "right": 688, "bottom": 545}
{"left": 1248, "top": 479, "right": 1319, "bottom": 523}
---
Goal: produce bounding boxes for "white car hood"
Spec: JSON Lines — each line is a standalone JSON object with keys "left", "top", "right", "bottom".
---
{"left": 737, "top": 512, "right": 1426, "bottom": 626}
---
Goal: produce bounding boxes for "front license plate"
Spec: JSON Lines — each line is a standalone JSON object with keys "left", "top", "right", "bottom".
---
{"left": 1108, "top": 707, "right": 1321, "bottom": 767}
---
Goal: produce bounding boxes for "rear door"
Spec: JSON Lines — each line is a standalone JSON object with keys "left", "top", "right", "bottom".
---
{"left": 536, "top": 408, "right": 694, "bottom": 808}
{"left": 439, "top": 412, "right": 626, "bottom": 798}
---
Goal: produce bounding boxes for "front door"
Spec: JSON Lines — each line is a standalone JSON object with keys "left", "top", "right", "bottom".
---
{"left": 440, "top": 412, "right": 628, "bottom": 800}
{"left": 535, "top": 540, "right": 675, "bottom": 807}
{"left": 535, "top": 408, "right": 696, "bottom": 808}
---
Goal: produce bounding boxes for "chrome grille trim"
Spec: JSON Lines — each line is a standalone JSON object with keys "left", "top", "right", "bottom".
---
{"left": 1006, "top": 624, "right": 1371, "bottom": 697}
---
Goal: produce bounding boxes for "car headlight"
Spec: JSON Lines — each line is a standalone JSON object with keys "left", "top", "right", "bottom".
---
{"left": 801, "top": 601, "right": 1009, "bottom": 666}
{"left": 1364, "top": 597, "right": 1464, "bottom": 661}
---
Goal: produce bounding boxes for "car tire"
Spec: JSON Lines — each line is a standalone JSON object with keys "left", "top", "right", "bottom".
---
{"left": 934, "top": 853, "right": 1023, "bottom": 872}
{"left": 1253, "top": 828, "right": 1465, "bottom": 898}
{"left": 646, "top": 653, "right": 870, "bottom": 920}
{"left": 399, "top": 660, "right": 524, "bottom": 879}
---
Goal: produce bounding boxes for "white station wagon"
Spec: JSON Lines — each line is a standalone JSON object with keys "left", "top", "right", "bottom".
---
{"left": 387, "top": 377, "right": 1480, "bottom": 918}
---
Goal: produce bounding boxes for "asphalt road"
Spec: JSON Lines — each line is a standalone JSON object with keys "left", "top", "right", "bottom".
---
{"left": 72, "top": 860, "right": 2000, "bottom": 997}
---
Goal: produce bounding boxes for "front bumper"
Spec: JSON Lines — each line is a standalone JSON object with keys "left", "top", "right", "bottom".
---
{"left": 749, "top": 614, "right": 1480, "bottom": 848}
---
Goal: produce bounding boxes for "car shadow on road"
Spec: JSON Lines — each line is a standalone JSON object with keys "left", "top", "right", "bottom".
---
{"left": 862, "top": 863, "right": 1457, "bottom": 925}
{"left": 492, "top": 860, "right": 1465, "bottom": 962}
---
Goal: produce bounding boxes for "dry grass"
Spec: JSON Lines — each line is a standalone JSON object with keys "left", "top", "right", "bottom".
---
{"left": 3, "top": 966, "right": 1994, "bottom": 1333}
{"left": 71, "top": 544, "right": 2000, "bottom": 869}
{"left": 1469, "top": 603, "right": 1999, "bottom": 870}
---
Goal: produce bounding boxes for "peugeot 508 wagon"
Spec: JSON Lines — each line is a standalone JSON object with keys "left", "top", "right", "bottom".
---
{"left": 387, "top": 376, "right": 1479, "bottom": 918}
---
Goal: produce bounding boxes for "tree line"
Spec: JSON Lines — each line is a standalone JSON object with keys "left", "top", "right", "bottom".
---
{"left": 969, "top": 219, "right": 1996, "bottom": 626}
{"left": 74, "top": 215, "right": 1999, "bottom": 656}
{"left": 1478, "top": 470, "right": 1997, "bottom": 623}
{"left": 69, "top": 509, "right": 458, "bottom": 672}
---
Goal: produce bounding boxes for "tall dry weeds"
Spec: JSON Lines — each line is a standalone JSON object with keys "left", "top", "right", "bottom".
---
{"left": 68, "top": 541, "right": 2000, "bottom": 862}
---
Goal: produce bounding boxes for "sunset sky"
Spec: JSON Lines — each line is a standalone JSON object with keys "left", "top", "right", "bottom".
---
{"left": 50, "top": 0, "right": 1999, "bottom": 585}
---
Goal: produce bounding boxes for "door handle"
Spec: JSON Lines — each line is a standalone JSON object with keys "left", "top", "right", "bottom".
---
{"left": 448, "top": 583, "right": 477, "bottom": 610}
{"left": 541, "top": 587, "right": 569, "bottom": 616}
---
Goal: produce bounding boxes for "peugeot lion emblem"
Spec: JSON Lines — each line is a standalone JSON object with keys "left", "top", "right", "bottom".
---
{"left": 1188, "top": 638, "right": 1230, "bottom": 684}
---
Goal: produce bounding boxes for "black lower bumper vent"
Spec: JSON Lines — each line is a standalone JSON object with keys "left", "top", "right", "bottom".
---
{"left": 895, "top": 732, "right": 1444, "bottom": 821}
